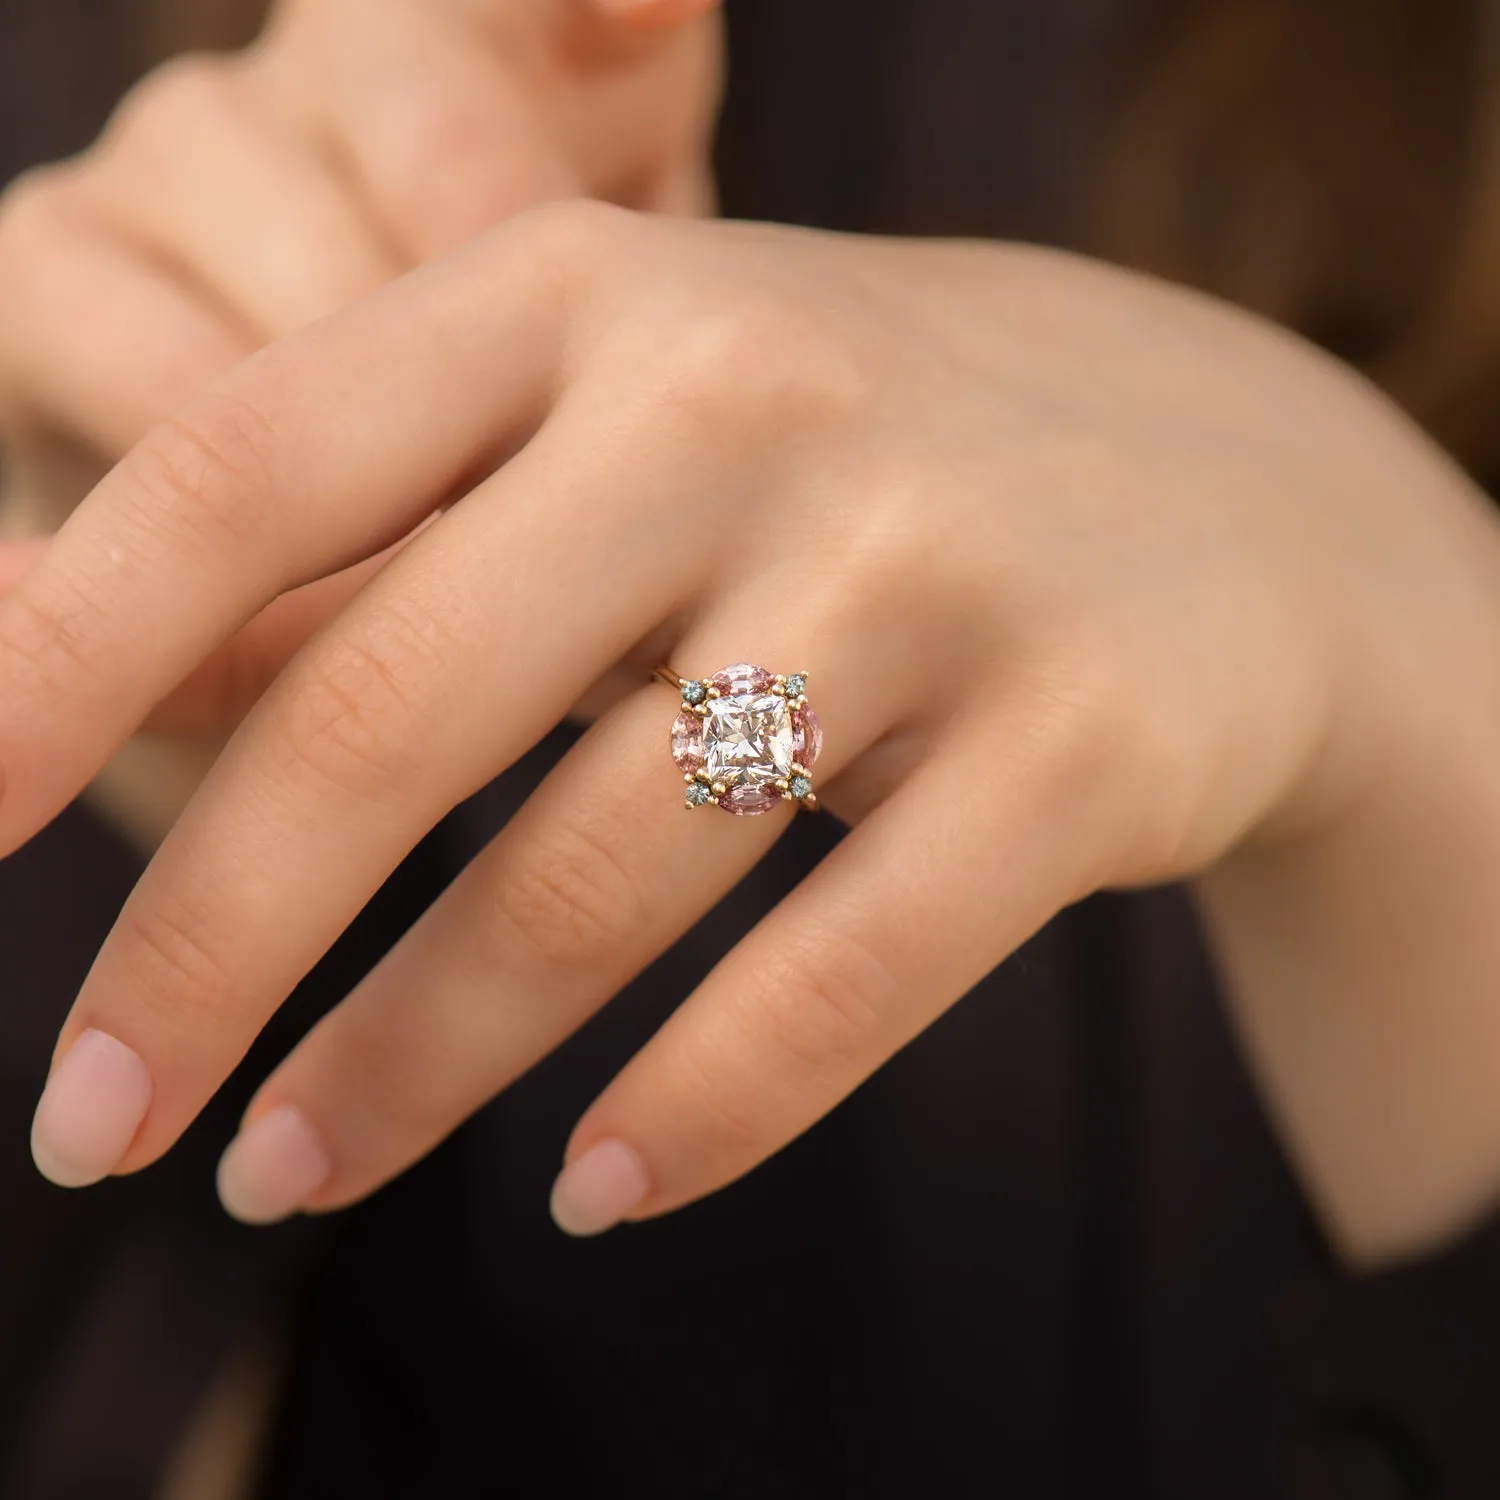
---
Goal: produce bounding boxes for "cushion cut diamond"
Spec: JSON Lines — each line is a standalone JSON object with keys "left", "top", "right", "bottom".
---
{"left": 703, "top": 691, "right": 795, "bottom": 795}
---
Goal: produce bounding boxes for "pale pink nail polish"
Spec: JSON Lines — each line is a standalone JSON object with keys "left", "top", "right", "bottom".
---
{"left": 216, "top": 1106, "right": 332, "bottom": 1226}
{"left": 549, "top": 1139, "right": 651, "bottom": 1237}
{"left": 30, "top": 1029, "right": 152, "bottom": 1188}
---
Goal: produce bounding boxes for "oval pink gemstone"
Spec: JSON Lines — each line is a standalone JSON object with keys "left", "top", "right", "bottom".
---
{"left": 671, "top": 711, "right": 705, "bottom": 772}
{"left": 792, "top": 705, "right": 823, "bottom": 769}
{"left": 721, "top": 783, "right": 785, "bottom": 817}
{"left": 710, "top": 662, "right": 773, "bottom": 696}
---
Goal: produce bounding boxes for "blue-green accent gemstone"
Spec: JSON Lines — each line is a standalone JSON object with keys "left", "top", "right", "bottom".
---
{"left": 681, "top": 680, "right": 708, "bottom": 706}
{"left": 784, "top": 674, "right": 808, "bottom": 698}
{"left": 685, "top": 782, "right": 714, "bottom": 808}
{"left": 789, "top": 775, "right": 814, "bottom": 801}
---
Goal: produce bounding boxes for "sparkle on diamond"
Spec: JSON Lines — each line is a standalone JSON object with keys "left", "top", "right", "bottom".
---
{"left": 703, "top": 690, "right": 796, "bottom": 797}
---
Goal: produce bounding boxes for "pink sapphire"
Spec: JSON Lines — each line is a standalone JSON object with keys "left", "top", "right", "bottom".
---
{"left": 721, "top": 783, "right": 785, "bottom": 817}
{"left": 792, "top": 705, "right": 823, "bottom": 769}
{"left": 710, "top": 662, "right": 773, "bottom": 696}
{"left": 671, "top": 711, "right": 705, "bottom": 772}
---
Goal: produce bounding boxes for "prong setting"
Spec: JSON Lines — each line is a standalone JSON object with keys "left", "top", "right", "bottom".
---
{"left": 665, "top": 663, "right": 821, "bottom": 816}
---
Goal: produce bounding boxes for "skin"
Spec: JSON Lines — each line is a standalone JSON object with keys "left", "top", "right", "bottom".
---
{"left": 0, "top": 0, "right": 722, "bottom": 781}
{"left": 2, "top": 2, "right": 1500, "bottom": 1264}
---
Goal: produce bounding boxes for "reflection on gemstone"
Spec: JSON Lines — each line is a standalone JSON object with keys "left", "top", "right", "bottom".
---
{"left": 722, "top": 783, "right": 785, "bottom": 817}
{"left": 711, "top": 663, "right": 774, "bottom": 697}
{"left": 792, "top": 705, "right": 823, "bottom": 769}
{"left": 703, "top": 691, "right": 796, "bottom": 810}
{"left": 671, "top": 711, "right": 706, "bottom": 772}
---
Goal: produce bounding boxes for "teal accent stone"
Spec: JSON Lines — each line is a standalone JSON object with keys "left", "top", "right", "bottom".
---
{"left": 685, "top": 782, "right": 714, "bottom": 808}
{"left": 681, "top": 680, "right": 708, "bottom": 706}
{"left": 784, "top": 673, "right": 808, "bottom": 699}
{"left": 789, "top": 774, "right": 814, "bottom": 801}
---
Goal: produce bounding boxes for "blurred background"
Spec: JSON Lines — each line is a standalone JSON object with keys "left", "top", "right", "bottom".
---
{"left": 1, "top": 3, "right": 1497, "bottom": 1498}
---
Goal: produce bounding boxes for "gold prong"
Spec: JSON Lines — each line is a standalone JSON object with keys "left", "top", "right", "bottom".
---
{"left": 695, "top": 770, "right": 713, "bottom": 783}
{"left": 684, "top": 773, "right": 696, "bottom": 784}
{"left": 695, "top": 704, "right": 709, "bottom": 717}
{"left": 706, "top": 686, "right": 722, "bottom": 699}
{"left": 774, "top": 779, "right": 790, "bottom": 793}
{"left": 803, "top": 793, "right": 820, "bottom": 812}
{"left": 772, "top": 684, "right": 789, "bottom": 697}
{"left": 773, "top": 674, "right": 787, "bottom": 685}
{"left": 711, "top": 782, "right": 727, "bottom": 797}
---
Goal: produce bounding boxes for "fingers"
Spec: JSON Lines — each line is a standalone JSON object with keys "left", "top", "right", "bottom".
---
{"left": 27, "top": 394, "right": 714, "bottom": 1184}
{"left": 550, "top": 711, "right": 1123, "bottom": 1233}
{"left": 285, "top": 0, "right": 581, "bottom": 261}
{"left": 0, "top": 170, "right": 252, "bottom": 455}
{"left": 140, "top": 524, "right": 435, "bottom": 736}
{"left": 215, "top": 689, "right": 779, "bottom": 1221}
{"left": 213, "top": 596, "right": 903, "bottom": 1222}
{"left": 83, "top": 55, "right": 401, "bottom": 339}
{"left": 0, "top": 213, "right": 578, "bottom": 854}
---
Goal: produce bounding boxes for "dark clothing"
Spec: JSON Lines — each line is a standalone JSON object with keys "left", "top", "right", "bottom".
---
{"left": 1, "top": 2, "right": 1498, "bottom": 1498}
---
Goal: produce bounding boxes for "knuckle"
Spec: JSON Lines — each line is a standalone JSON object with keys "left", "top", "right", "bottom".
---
{"left": 269, "top": 625, "right": 434, "bottom": 801}
{"left": 486, "top": 816, "right": 643, "bottom": 975}
{"left": 0, "top": 574, "right": 109, "bottom": 691}
{"left": 674, "top": 1045, "right": 769, "bottom": 1158}
{"left": 660, "top": 292, "right": 870, "bottom": 431}
{"left": 0, "top": 165, "right": 74, "bottom": 254}
{"left": 1017, "top": 639, "right": 1134, "bottom": 779}
{"left": 325, "top": 1026, "right": 455, "bottom": 1145}
{"left": 107, "top": 52, "right": 237, "bottom": 148}
{"left": 124, "top": 392, "right": 280, "bottom": 554}
{"left": 1011, "top": 637, "right": 1180, "bottom": 884}
{"left": 118, "top": 890, "right": 238, "bottom": 1025}
{"left": 760, "top": 929, "right": 897, "bottom": 1076}
{"left": 505, "top": 197, "right": 630, "bottom": 272}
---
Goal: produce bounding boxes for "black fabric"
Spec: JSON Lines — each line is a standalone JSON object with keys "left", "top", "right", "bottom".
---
{"left": 1, "top": 1, "right": 1499, "bottom": 1497}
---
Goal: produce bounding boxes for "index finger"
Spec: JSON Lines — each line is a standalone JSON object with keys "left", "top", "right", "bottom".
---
{"left": 0, "top": 208, "right": 583, "bottom": 856}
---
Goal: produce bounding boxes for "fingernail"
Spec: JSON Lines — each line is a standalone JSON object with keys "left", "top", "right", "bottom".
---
{"left": 217, "top": 1106, "right": 332, "bottom": 1226}
{"left": 31, "top": 1029, "right": 153, "bottom": 1188}
{"left": 550, "top": 1139, "right": 650, "bottom": 1237}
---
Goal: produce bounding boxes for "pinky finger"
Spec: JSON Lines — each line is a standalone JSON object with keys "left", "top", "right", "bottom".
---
{"left": 552, "top": 710, "right": 1125, "bottom": 1234}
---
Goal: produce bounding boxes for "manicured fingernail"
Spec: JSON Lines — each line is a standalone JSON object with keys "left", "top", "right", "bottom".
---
{"left": 217, "top": 1106, "right": 332, "bottom": 1226}
{"left": 31, "top": 1029, "right": 152, "bottom": 1188}
{"left": 550, "top": 1139, "right": 650, "bottom": 1237}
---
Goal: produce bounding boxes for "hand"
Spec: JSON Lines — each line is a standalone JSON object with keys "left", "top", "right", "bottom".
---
{"left": 0, "top": 0, "right": 721, "bottom": 521}
{"left": 9, "top": 205, "right": 1500, "bottom": 1250}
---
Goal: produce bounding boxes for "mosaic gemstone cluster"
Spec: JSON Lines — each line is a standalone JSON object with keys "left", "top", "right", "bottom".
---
{"left": 670, "top": 663, "right": 822, "bottom": 816}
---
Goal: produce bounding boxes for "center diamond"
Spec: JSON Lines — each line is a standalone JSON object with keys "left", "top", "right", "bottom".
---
{"left": 703, "top": 692, "right": 796, "bottom": 791}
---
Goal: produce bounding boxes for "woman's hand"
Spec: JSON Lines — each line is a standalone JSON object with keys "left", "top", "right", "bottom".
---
{"left": 0, "top": 0, "right": 721, "bottom": 521}
{"left": 9, "top": 205, "right": 1500, "bottom": 1257}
